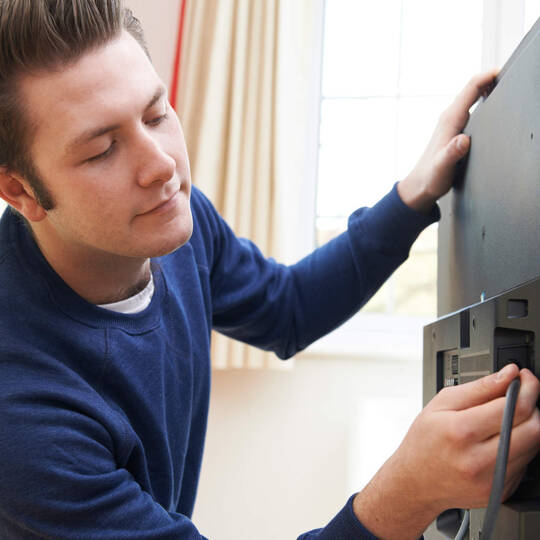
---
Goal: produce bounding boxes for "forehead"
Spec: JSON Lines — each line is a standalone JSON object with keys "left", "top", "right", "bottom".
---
{"left": 19, "top": 31, "right": 161, "bottom": 159}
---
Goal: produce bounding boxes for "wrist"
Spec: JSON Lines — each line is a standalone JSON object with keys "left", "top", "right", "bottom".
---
{"left": 397, "top": 176, "right": 436, "bottom": 214}
{"left": 352, "top": 454, "right": 439, "bottom": 540}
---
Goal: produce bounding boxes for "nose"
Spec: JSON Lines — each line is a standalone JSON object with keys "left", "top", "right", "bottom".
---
{"left": 134, "top": 130, "right": 176, "bottom": 188}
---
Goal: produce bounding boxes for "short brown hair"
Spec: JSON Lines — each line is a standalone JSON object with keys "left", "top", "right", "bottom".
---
{"left": 0, "top": 0, "right": 150, "bottom": 210}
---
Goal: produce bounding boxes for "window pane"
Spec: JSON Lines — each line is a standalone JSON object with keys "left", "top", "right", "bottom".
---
{"left": 399, "top": 0, "right": 483, "bottom": 95}
{"left": 392, "top": 224, "right": 437, "bottom": 316}
{"left": 396, "top": 95, "right": 449, "bottom": 180}
{"left": 322, "top": 0, "right": 402, "bottom": 97}
{"left": 525, "top": 0, "right": 540, "bottom": 33}
{"left": 317, "top": 0, "right": 483, "bottom": 317}
{"left": 317, "top": 98, "right": 397, "bottom": 218}
{"left": 316, "top": 216, "right": 347, "bottom": 247}
{"left": 362, "top": 224, "right": 437, "bottom": 317}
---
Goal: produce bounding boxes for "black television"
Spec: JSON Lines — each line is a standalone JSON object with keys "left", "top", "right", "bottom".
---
{"left": 438, "top": 16, "right": 540, "bottom": 318}
{"left": 424, "top": 17, "right": 540, "bottom": 540}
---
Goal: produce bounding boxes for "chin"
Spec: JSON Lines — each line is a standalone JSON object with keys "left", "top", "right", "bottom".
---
{"left": 144, "top": 216, "right": 194, "bottom": 258}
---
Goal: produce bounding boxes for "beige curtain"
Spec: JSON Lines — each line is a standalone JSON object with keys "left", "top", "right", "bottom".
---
{"left": 174, "top": 0, "right": 323, "bottom": 369}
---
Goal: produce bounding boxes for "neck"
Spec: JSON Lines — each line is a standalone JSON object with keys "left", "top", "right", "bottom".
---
{"left": 29, "top": 221, "right": 151, "bottom": 305}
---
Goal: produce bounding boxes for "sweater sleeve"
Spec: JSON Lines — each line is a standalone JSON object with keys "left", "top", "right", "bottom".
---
{"left": 203, "top": 183, "right": 439, "bottom": 359}
{"left": 0, "top": 361, "right": 209, "bottom": 540}
{"left": 297, "top": 494, "right": 425, "bottom": 540}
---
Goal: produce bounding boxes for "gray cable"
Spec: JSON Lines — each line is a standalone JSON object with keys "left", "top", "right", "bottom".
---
{"left": 454, "top": 510, "right": 469, "bottom": 540}
{"left": 480, "top": 377, "right": 521, "bottom": 539}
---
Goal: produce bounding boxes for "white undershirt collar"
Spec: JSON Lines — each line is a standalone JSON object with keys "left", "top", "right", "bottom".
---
{"left": 98, "top": 272, "right": 155, "bottom": 314}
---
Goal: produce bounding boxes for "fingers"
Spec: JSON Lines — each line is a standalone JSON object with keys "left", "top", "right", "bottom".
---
{"left": 514, "top": 369, "right": 540, "bottom": 424}
{"left": 413, "top": 365, "right": 539, "bottom": 511}
{"left": 436, "top": 134, "right": 470, "bottom": 171}
{"left": 454, "top": 369, "right": 540, "bottom": 440}
{"left": 450, "top": 69, "right": 499, "bottom": 114}
{"left": 401, "top": 67, "right": 500, "bottom": 205}
{"left": 447, "top": 408, "right": 540, "bottom": 507}
{"left": 431, "top": 363, "right": 520, "bottom": 412}
{"left": 502, "top": 406, "right": 540, "bottom": 461}
{"left": 507, "top": 441, "right": 540, "bottom": 480}
{"left": 502, "top": 446, "right": 539, "bottom": 500}
{"left": 502, "top": 472, "right": 525, "bottom": 502}
{"left": 473, "top": 406, "right": 540, "bottom": 475}
{"left": 438, "top": 69, "right": 499, "bottom": 133}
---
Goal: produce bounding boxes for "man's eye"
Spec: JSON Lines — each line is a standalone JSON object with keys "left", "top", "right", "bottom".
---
{"left": 87, "top": 141, "right": 116, "bottom": 162}
{"left": 147, "top": 113, "right": 168, "bottom": 126}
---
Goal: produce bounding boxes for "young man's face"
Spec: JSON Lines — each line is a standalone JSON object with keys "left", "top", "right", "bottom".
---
{"left": 18, "top": 30, "right": 192, "bottom": 260}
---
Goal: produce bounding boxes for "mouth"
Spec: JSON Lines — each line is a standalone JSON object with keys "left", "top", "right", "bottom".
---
{"left": 141, "top": 189, "right": 181, "bottom": 216}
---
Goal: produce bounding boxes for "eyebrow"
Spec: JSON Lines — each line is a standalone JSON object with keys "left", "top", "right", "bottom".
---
{"left": 65, "top": 85, "right": 167, "bottom": 155}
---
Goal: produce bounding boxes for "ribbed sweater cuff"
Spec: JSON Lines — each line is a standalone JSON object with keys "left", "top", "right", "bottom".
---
{"left": 310, "top": 494, "right": 379, "bottom": 539}
{"left": 348, "top": 182, "right": 440, "bottom": 251}
{"left": 311, "top": 493, "right": 425, "bottom": 540}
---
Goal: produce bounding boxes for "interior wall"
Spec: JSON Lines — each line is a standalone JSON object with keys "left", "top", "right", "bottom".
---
{"left": 192, "top": 354, "right": 422, "bottom": 540}
{"left": 126, "top": 0, "right": 180, "bottom": 89}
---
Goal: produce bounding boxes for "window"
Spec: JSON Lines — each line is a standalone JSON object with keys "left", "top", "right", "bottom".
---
{"left": 317, "top": 0, "right": 483, "bottom": 321}
{"left": 525, "top": 0, "right": 540, "bottom": 32}
{"left": 306, "top": 0, "right": 537, "bottom": 358}
{"left": 313, "top": 0, "right": 540, "bottom": 497}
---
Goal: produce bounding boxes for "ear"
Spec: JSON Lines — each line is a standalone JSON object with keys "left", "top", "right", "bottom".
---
{"left": 0, "top": 167, "right": 47, "bottom": 221}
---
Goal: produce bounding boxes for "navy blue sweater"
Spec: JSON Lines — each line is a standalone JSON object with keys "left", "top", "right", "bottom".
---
{"left": 0, "top": 185, "right": 438, "bottom": 539}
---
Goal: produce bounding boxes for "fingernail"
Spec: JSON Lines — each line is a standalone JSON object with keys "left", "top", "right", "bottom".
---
{"left": 496, "top": 364, "right": 514, "bottom": 381}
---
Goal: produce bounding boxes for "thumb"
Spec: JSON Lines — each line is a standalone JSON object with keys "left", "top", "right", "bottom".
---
{"left": 438, "top": 134, "right": 470, "bottom": 170}
{"left": 431, "top": 363, "right": 519, "bottom": 412}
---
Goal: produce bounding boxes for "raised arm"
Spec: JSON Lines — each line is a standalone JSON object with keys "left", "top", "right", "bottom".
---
{"left": 204, "top": 71, "right": 499, "bottom": 360}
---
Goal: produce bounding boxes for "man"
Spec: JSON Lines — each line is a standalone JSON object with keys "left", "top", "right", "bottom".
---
{"left": 0, "top": 1, "right": 538, "bottom": 539}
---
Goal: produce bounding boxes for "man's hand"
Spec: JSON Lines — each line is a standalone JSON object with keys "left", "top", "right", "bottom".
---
{"left": 353, "top": 364, "right": 540, "bottom": 540}
{"left": 397, "top": 69, "right": 499, "bottom": 213}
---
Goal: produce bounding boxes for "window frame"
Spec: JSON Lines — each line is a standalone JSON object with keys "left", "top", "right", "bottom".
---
{"left": 300, "top": 0, "right": 531, "bottom": 361}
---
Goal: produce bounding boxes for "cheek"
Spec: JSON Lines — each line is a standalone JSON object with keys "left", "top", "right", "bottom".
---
{"left": 78, "top": 162, "right": 132, "bottom": 204}
{"left": 55, "top": 177, "right": 133, "bottom": 238}
{"left": 166, "top": 114, "right": 191, "bottom": 171}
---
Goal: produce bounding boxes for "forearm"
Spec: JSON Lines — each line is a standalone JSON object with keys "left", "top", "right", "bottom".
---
{"left": 211, "top": 184, "right": 439, "bottom": 359}
{"left": 352, "top": 453, "right": 437, "bottom": 540}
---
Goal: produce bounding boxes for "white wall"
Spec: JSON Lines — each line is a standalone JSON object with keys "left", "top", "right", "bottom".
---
{"left": 125, "top": 0, "right": 180, "bottom": 89}
{"left": 193, "top": 354, "right": 423, "bottom": 540}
